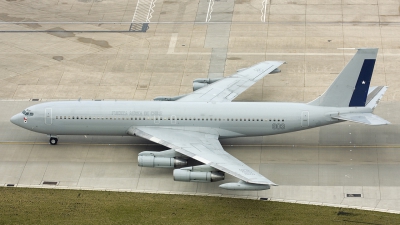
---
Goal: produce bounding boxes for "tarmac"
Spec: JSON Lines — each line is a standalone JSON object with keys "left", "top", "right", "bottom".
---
{"left": 1, "top": 0, "right": 400, "bottom": 213}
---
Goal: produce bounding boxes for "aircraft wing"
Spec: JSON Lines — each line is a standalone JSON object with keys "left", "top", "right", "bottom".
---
{"left": 177, "top": 61, "right": 285, "bottom": 102}
{"left": 128, "top": 126, "right": 277, "bottom": 186}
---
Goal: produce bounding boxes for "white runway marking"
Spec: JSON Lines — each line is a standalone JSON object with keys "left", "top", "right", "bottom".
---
{"left": 261, "top": 0, "right": 268, "bottom": 22}
{"left": 167, "top": 33, "right": 178, "bottom": 54}
{"left": 205, "top": 0, "right": 214, "bottom": 22}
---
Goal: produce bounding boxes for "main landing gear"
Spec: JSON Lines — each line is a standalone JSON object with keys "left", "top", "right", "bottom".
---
{"left": 49, "top": 137, "right": 58, "bottom": 145}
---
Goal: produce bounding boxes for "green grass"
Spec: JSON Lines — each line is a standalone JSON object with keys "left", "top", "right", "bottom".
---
{"left": 0, "top": 187, "right": 399, "bottom": 225}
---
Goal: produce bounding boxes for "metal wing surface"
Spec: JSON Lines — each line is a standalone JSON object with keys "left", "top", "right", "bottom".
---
{"left": 177, "top": 61, "right": 285, "bottom": 102}
{"left": 129, "top": 126, "right": 276, "bottom": 185}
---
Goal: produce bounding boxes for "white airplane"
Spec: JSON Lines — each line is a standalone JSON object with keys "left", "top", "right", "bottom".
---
{"left": 10, "top": 48, "right": 389, "bottom": 190}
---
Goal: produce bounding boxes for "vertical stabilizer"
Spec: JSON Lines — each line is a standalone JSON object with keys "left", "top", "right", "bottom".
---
{"left": 308, "top": 48, "right": 378, "bottom": 107}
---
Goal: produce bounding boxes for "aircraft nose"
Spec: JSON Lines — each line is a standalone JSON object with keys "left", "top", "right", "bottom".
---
{"left": 10, "top": 114, "right": 20, "bottom": 125}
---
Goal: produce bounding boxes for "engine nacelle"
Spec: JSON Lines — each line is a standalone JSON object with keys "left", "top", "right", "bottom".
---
{"left": 192, "top": 78, "right": 222, "bottom": 91}
{"left": 193, "top": 82, "right": 208, "bottom": 91}
{"left": 138, "top": 155, "right": 187, "bottom": 168}
{"left": 173, "top": 169, "right": 224, "bottom": 182}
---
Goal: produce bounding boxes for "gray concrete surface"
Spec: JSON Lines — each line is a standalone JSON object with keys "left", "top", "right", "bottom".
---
{"left": 1, "top": 101, "right": 400, "bottom": 212}
{"left": 1, "top": 0, "right": 400, "bottom": 213}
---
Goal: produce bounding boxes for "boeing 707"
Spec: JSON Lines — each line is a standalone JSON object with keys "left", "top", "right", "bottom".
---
{"left": 10, "top": 48, "right": 389, "bottom": 190}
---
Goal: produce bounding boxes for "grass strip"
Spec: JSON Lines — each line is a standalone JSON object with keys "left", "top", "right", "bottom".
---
{"left": 0, "top": 187, "right": 399, "bottom": 224}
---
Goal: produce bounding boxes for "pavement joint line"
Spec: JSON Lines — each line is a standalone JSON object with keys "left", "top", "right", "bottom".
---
{"left": 1, "top": 21, "right": 400, "bottom": 25}
{"left": 1, "top": 142, "right": 400, "bottom": 148}
{"left": 2, "top": 51, "right": 398, "bottom": 56}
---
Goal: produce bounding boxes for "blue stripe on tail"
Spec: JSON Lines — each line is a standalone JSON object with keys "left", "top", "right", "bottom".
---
{"left": 349, "top": 59, "right": 376, "bottom": 107}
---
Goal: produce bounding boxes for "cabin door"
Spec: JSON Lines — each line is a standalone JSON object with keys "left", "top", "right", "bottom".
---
{"left": 301, "top": 111, "right": 309, "bottom": 127}
{"left": 45, "top": 108, "right": 52, "bottom": 125}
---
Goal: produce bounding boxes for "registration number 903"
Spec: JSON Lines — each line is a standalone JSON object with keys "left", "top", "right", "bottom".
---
{"left": 272, "top": 123, "right": 285, "bottom": 129}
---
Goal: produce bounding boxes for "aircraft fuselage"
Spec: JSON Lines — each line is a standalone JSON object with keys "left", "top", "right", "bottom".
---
{"left": 10, "top": 101, "right": 372, "bottom": 138}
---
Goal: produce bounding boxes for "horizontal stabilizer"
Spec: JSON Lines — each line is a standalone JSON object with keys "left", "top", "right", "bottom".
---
{"left": 366, "top": 86, "right": 388, "bottom": 109}
{"left": 332, "top": 113, "right": 390, "bottom": 126}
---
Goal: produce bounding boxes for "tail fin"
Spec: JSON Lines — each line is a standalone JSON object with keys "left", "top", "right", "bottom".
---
{"left": 308, "top": 48, "right": 378, "bottom": 107}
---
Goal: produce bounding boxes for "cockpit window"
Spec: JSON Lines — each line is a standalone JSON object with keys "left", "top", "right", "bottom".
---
{"left": 22, "top": 109, "right": 34, "bottom": 116}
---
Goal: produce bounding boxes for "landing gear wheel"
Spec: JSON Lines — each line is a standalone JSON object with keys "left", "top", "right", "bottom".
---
{"left": 49, "top": 137, "right": 58, "bottom": 145}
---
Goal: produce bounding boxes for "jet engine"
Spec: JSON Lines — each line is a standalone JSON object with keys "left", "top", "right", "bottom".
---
{"left": 192, "top": 78, "right": 222, "bottom": 91}
{"left": 193, "top": 82, "right": 208, "bottom": 91}
{"left": 138, "top": 149, "right": 187, "bottom": 168}
{"left": 173, "top": 165, "right": 224, "bottom": 182}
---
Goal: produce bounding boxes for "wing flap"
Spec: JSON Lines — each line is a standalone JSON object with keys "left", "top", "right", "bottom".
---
{"left": 332, "top": 113, "right": 390, "bottom": 125}
{"left": 178, "top": 61, "right": 284, "bottom": 102}
{"left": 129, "top": 126, "right": 276, "bottom": 185}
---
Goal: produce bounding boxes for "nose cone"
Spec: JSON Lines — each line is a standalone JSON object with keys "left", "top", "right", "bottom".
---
{"left": 10, "top": 114, "right": 21, "bottom": 126}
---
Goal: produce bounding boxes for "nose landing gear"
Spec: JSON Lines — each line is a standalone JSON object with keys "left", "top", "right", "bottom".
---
{"left": 49, "top": 137, "right": 58, "bottom": 145}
